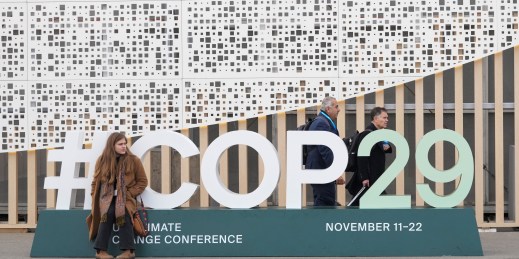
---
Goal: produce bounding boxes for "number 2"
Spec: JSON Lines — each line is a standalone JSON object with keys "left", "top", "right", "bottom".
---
{"left": 358, "top": 129, "right": 410, "bottom": 208}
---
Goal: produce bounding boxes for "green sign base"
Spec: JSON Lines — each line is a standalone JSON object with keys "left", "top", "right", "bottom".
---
{"left": 31, "top": 208, "right": 482, "bottom": 257}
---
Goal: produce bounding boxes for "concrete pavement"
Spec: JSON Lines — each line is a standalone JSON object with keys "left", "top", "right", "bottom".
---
{"left": 1, "top": 231, "right": 518, "bottom": 259}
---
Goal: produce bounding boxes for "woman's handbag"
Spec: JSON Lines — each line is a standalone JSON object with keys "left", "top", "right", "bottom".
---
{"left": 132, "top": 196, "right": 149, "bottom": 237}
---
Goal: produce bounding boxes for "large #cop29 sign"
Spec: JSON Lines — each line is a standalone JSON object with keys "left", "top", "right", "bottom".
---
{"left": 31, "top": 129, "right": 483, "bottom": 257}
{"left": 44, "top": 129, "right": 472, "bottom": 209}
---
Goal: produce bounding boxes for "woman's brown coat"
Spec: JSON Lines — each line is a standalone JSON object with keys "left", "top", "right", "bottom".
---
{"left": 88, "top": 154, "right": 148, "bottom": 240}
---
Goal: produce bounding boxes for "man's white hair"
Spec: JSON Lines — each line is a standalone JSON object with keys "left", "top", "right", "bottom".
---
{"left": 320, "top": 96, "right": 337, "bottom": 112}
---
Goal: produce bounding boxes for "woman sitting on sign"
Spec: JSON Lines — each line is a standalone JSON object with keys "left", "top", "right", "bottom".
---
{"left": 88, "top": 132, "right": 148, "bottom": 259}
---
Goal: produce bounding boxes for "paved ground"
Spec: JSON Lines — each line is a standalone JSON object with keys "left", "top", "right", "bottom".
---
{"left": 1, "top": 231, "right": 518, "bottom": 259}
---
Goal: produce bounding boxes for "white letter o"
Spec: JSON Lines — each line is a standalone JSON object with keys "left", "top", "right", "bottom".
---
{"left": 201, "top": 130, "right": 280, "bottom": 208}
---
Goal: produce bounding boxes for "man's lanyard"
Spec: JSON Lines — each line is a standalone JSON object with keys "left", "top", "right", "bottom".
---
{"left": 320, "top": 111, "right": 337, "bottom": 131}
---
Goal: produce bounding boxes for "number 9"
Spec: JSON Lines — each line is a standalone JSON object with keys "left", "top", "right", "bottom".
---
{"left": 415, "top": 129, "right": 474, "bottom": 208}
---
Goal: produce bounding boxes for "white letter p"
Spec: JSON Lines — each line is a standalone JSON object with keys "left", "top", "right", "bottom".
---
{"left": 286, "top": 131, "right": 347, "bottom": 209}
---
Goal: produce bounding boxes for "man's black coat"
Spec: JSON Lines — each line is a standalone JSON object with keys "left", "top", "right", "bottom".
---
{"left": 346, "top": 122, "right": 392, "bottom": 200}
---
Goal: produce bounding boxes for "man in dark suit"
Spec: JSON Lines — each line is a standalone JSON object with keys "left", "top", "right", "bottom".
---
{"left": 307, "top": 96, "right": 345, "bottom": 206}
{"left": 347, "top": 107, "right": 392, "bottom": 206}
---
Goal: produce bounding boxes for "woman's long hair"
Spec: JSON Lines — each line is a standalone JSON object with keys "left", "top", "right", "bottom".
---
{"left": 94, "top": 132, "right": 135, "bottom": 184}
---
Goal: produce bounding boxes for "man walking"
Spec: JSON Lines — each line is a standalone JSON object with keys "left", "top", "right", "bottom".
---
{"left": 307, "top": 96, "right": 345, "bottom": 206}
{"left": 347, "top": 107, "right": 392, "bottom": 206}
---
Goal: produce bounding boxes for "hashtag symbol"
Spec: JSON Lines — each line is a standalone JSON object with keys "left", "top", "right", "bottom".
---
{"left": 44, "top": 131, "right": 109, "bottom": 210}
